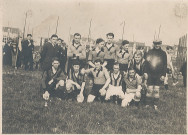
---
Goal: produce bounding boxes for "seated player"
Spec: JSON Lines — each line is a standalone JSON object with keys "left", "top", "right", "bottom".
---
{"left": 105, "top": 62, "right": 126, "bottom": 104}
{"left": 116, "top": 40, "right": 133, "bottom": 72}
{"left": 129, "top": 50, "right": 147, "bottom": 103}
{"left": 66, "top": 60, "right": 86, "bottom": 102}
{"left": 42, "top": 57, "right": 67, "bottom": 100}
{"left": 121, "top": 67, "right": 142, "bottom": 108}
{"left": 88, "top": 38, "right": 106, "bottom": 68}
{"left": 82, "top": 59, "right": 110, "bottom": 103}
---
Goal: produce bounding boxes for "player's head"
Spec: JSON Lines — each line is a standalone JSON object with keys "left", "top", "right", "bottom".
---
{"left": 106, "top": 33, "right": 114, "bottom": 44}
{"left": 57, "top": 38, "right": 63, "bottom": 46}
{"left": 128, "top": 67, "right": 136, "bottom": 78}
{"left": 122, "top": 40, "right": 129, "bottom": 51}
{"left": 51, "top": 34, "right": 58, "bottom": 45}
{"left": 133, "top": 50, "right": 143, "bottom": 64}
{"left": 153, "top": 39, "right": 162, "bottom": 49}
{"left": 113, "top": 62, "right": 120, "bottom": 74}
{"left": 73, "top": 33, "right": 81, "bottom": 44}
{"left": 52, "top": 57, "right": 60, "bottom": 69}
{"left": 27, "top": 34, "right": 32, "bottom": 40}
{"left": 166, "top": 46, "right": 173, "bottom": 54}
{"left": 96, "top": 38, "right": 105, "bottom": 49}
{"left": 72, "top": 60, "right": 80, "bottom": 73}
{"left": 94, "top": 59, "right": 102, "bottom": 70}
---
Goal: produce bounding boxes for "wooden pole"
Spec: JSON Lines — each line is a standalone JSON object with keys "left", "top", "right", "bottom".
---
{"left": 48, "top": 26, "right": 50, "bottom": 39}
{"left": 88, "top": 19, "right": 92, "bottom": 42}
{"left": 55, "top": 16, "right": 59, "bottom": 34}
{"left": 158, "top": 25, "right": 161, "bottom": 39}
{"left": 23, "top": 12, "right": 28, "bottom": 39}
{"left": 122, "top": 21, "right": 125, "bottom": 41}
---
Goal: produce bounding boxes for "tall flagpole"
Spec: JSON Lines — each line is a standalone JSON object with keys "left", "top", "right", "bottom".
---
{"left": 122, "top": 21, "right": 125, "bottom": 41}
{"left": 88, "top": 18, "right": 92, "bottom": 42}
{"left": 55, "top": 16, "right": 59, "bottom": 34}
{"left": 23, "top": 12, "right": 28, "bottom": 39}
{"left": 158, "top": 25, "right": 161, "bottom": 39}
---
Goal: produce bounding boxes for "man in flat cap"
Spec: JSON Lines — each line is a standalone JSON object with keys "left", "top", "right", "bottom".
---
{"left": 144, "top": 39, "right": 167, "bottom": 111}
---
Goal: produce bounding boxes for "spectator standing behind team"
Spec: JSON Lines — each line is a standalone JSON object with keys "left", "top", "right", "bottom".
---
{"left": 103, "top": 33, "right": 119, "bottom": 71}
{"left": 3, "top": 39, "right": 13, "bottom": 66}
{"left": 88, "top": 38, "right": 106, "bottom": 68}
{"left": 144, "top": 39, "right": 167, "bottom": 111}
{"left": 57, "top": 38, "right": 67, "bottom": 73}
{"left": 22, "top": 34, "right": 34, "bottom": 71}
{"left": 116, "top": 40, "right": 133, "bottom": 72}
{"left": 67, "top": 33, "right": 86, "bottom": 74}
{"left": 40, "top": 34, "right": 60, "bottom": 72}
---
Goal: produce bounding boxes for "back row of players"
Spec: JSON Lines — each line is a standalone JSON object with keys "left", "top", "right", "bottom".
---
{"left": 42, "top": 32, "right": 168, "bottom": 111}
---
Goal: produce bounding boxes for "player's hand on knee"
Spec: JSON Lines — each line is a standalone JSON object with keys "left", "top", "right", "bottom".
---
{"left": 75, "top": 84, "right": 81, "bottom": 89}
{"left": 99, "top": 88, "right": 106, "bottom": 96}
{"left": 48, "top": 79, "right": 53, "bottom": 85}
{"left": 144, "top": 73, "right": 148, "bottom": 80}
{"left": 59, "top": 80, "right": 65, "bottom": 86}
{"left": 160, "top": 76, "right": 165, "bottom": 81}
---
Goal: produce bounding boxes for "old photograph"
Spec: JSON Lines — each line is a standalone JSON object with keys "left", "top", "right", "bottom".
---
{"left": 1, "top": 0, "right": 187, "bottom": 134}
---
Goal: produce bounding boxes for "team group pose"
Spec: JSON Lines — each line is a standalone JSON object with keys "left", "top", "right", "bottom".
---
{"left": 17, "top": 32, "right": 181, "bottom": 112}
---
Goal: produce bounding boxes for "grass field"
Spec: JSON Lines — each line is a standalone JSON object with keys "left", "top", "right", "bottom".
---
{"left": 2, "top": 66, "right": 187, "bottom": 134}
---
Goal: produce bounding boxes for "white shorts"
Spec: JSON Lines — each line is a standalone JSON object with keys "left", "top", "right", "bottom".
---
{"left": 121, "top": 92, "right": 141, "bottom": 107}
{"left": 105, "top": 85, "right": 125, "bottom": 100}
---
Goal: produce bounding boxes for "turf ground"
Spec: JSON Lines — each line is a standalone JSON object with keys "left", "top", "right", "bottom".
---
{"left": 2, "top": 66, "right": 187, "bottom": 134}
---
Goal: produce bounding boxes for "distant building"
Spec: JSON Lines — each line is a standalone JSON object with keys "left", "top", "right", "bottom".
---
{"left": 2, "top": 27, "right": 21, "bottom": 44}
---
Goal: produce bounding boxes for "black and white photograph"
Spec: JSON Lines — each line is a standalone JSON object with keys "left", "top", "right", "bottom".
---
{"left": 1, "top": 0, "right": 187, "bottom": 134}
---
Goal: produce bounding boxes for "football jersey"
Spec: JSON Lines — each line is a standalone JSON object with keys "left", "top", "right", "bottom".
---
{"left": 103, "top": 43, "right": 118, "bottom": 60}
{"left": 116, "top": 49, "right": 132, "bottom": 64}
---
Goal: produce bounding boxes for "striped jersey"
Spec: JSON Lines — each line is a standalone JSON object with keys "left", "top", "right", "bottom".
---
{"left": 109, "top": 71, "right": 124, "bottom": 86}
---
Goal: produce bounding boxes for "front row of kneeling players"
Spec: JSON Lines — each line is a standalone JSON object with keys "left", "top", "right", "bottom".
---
{"left": 42, "top": 51, "right": 147, "bottom": 108}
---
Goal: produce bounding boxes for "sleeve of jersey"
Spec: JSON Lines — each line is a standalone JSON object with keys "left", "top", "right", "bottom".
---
{"left": 104, "top": 68, "right": 110, "bottom": 80}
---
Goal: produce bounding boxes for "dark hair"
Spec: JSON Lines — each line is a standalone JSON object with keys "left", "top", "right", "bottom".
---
{"left": 106, "top": 33, "right": 114, "bottom": 38}
{"left": 51, "top": 34, "right": 58, "bottom": 39}
{"left": 74, "top": 33, "right": 81, "bottom": 38}
{"left": 72, "top": 60, "right": 80, "bottom": 66}
{"left": 122, "top": 40, "right": 129, "bottom": 45}
{"left": 27, "top": 34, "right": 32, "bottom": 37}
{"left": 52, "top": 57, "right": 60, "bottom": 63}
{"left": 94, "top": 59, "right": 102, "bottom": 64}
{"left": 166, "top": 46, "right": 173, "bottom": 50}
{"left": 128, "top": 66, "right": 135, "bottom": 72}
{"left": 113, "top": 62, "right": 120, "bottom": 67}
{"left": 96, "top": 38, "right": 104, "bottom": 44}
{"left": 57, "top": 38, "right": 63, "bottom": 42}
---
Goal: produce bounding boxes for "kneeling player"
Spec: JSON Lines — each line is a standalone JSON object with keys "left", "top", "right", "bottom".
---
{"left": 121, "top": 67, "right": 142, "bottom": 107}
{"left": 42, "top": 57, "right": 67, "bottom": 100}
{"left": 83, "top": 59, "right": 110, "bottom": 103}
{"left": 105, "top": 62, "right": 125, "bottom": 104}
{"left": 66, "top": 60, "right": 86, "bottom": 102}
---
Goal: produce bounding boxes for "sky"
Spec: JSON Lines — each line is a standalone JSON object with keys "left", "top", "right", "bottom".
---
{"left": 2, "top": 0, "right": 188, "bottom": 46}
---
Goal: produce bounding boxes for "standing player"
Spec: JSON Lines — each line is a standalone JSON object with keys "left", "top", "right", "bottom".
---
{"left": 88, "top": 38, "right": 106, "bottom": 68}
{"left": 82, "top": 59, "right": 110, "bottom": 103}
{"left": 103, "top": 33, "right": 119, "bottom": 71}
{"left": 67, "top": 33, "right": 86, "bottom": 74}
{"left": 144, "top": 39, "right": 167, "bottom": 111}
{"left": 116, "top": 40, "right": 132, "bottom": 72}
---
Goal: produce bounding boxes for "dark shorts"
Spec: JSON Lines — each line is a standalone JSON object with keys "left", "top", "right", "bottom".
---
{"left": 104, "top": 59, "right": 115, "bottom": 71}
{"left": 90, "top": 84, "right": 104, "bottom": 97}
{"left": 147, "top": 74, "right": 162, "bottom": 86}
{"left": 119, "top": 63, "right": 128, "bottom": 72}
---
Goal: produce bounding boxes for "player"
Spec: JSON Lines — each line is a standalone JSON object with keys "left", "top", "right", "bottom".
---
{"left": 116, "top": 40, "right": 133, "bottom": 72}
{"left": 103, "top": 33, "right": 119, "bottom": 71}
{"left": 121, "top": 67, "right": 142, "bottom": 108}
{"left": 105, "top": 62, "right": 126, "bottom": 104}
{"left": 144, "top": 39, "right": 167, "bottom": 111}
{"left": 82, "top": 59, "right": 110, "bottom": 103}
{"left": 88, "top": 38, "right": 106, "bottom": 68}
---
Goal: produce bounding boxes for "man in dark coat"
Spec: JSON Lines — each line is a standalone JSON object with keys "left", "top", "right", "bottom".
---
{"left": 57, "top": 38, "right": 67, "bottom": 73}
{"left": 22, "top": 34, "right": 34, "bottom": 70}
{"left": 3, "top": 39, "right": 13, "bottom": 66}
{"left": 40, "top": 34, "right": 60, "bottom": 72}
